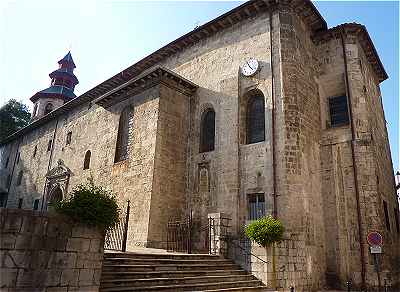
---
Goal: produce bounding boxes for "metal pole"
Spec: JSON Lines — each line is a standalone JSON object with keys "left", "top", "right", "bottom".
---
{"left": 373, "top": 254, "right": 382, "bottom": 292}
{"left": 121, "top": 200, "right": 130, "bottom": 252}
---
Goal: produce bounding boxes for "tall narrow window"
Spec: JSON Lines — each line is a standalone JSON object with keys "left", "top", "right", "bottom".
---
{"left": 33, "top": 145, "right": 37, "bottom": 157}
{"left": 114, "top": 107, "right": 134, "bottom": 163}
{"left": 18, "top": 198, "right": 23, "bottom": 209}
{"left": 247, "top": 95, "right": 265, "bottom": 144}
{"left": 329, "top": 95, "right": 349, "bottom": 127}
{"left": 383, "top": 200, "right": 390, "bottom": 231}
{"left": 5, "top": 156, "right": 9, "bottom": 168}
{"left": 83, "top": 150, "right": 91, "bottom": 170}
{"left": 47, "top": 140, "right": 52, "bottom": 152}
{"left": 33, "top": 199, "right": 40, "bottom": 210}
{"left": 248, "top": 193, "right": 265, "bottom": 220}
{"left": 394, "top": 208, "right": 399, "bottom": 234}
{"left": 44, "top": 103, "right": 54, "bottom": 115}
{"left": 32, "top": 104, "right": 38, "bottom": 117}
{"left": 16, "top": 152, "right": 20, "bottom": 164}
{"left": 16, "top": 171, "right": 23, "bottom": 186}
{"left": 200, "top": 109, "right": 215, "bottom": 153}
{"left": 66, "top": 131, "right": 72, "bottom": 145}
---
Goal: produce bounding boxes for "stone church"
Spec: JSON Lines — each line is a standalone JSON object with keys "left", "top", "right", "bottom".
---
{"left": 0, "top": 0, "right": 399, "bottom": 290}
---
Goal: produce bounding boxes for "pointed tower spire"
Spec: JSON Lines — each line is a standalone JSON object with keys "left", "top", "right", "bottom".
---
{"left": 30, "top": 52, "right": 79, "bottom": 121}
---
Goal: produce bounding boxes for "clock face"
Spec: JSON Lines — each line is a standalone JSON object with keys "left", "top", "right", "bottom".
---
{"left": 241, "top": 58, "right": 259, "bottom": 76}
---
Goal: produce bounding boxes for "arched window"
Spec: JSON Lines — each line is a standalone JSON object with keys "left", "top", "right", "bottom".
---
{"left": 114, "top": 106, "right": 134, "bottom": 163}
{"left": 200, "top": 109, "right": 215, "bottom": 153}
{"left": 44, "top": 103, "right": 54, "bottom": 115}
{"left": 83, "top": 150, "right": 91, "bottom": 170}
{"left": 247, "top": 95, "right": 265, "bottom": 144}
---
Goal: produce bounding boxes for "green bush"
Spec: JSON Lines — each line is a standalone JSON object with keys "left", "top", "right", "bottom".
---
{"left": 55, "top": 183, "right": 120, "bottom": 230}
{"left": 245, "top": 216, "right": 284, "bottom": 247}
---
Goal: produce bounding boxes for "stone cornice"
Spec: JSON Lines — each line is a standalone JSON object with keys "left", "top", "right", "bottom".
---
{"left": 94, "top": 67, "right": 198, "bottom": 107}
{"left": 313, "top": 23, "right": 388, "bottom": 82}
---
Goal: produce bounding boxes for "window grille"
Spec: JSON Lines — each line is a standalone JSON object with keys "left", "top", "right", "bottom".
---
{"left": 248, "top": 193, "right": 265, "bottom": 220}
{"left": 329, "top": 95, "right": 349, "bottom": 127}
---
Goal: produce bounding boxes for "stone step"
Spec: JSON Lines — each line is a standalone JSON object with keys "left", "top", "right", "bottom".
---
{"left": 100, "top": 269, "right": 247, "bottom": 280}
{"left": 204, "top": 287, "right": 273, "bottom": 292}
{"left": 99, "top": 279, "right": 264, "bottom": 291}
{"left": 102, "top": 263, "right": 239, "bottom": 272}
{"left": 103, "top": 257, "right": 232, "bottom": 265}
{"left": 105, "top": 251, "right": 218, "bottom": 260}
{"left": 100, "top": 274, "right": 255, "bottom": 288}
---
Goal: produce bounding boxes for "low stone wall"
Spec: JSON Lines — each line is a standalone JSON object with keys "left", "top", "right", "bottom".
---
{"left": 0, "top": 208, "right": 104, "bottom": 292}
{"left": 227, "top": 234, "right": 308, "bottom": 291}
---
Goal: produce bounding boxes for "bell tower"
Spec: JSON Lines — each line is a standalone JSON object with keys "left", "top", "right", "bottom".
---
{"left": 30, "top": 52, "right": 79, "bottom": 121}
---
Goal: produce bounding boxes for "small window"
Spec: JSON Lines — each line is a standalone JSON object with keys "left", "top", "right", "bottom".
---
{"left": 33, "top": 104, "right": 38, "bottom": 117}
{"left": 5, "top": 156, "right": 9, "bottom": 168}
{"left": 247, "top": 95, "right": 265, "bottom": 144}
{"left": 200, "top": 109, "right": 215, "bottom": 153}
{"left": 66, "top": 131, "right": 72, "bottom": 145}
{"left": 47, "top": 140, "right": 52, "bottom": 152}
{"left": 16, "top": 171, "right": 23, "bottom": 186}
{"left": 383, "top": 200, "right": 390, "bottom": 231}
{"left": 33, "top": 145, "right": 37, "bottom": 157}
{"left": 16, "top": 152, "right": 20, "bottom": 164}
{"left": 18, "top": 198, "right": 23, "bottom": 209}
{"left": 33, "top": 199, "right": 40, "bottom": 210}
{"left": 44, "top": 103, "right": 54, "bottom": 115}
{"left": 83, "top": 150, "right": 91, "bottom": 170}
{"left": 248, "top": 193, "right": 265, "bottom": 221}
{"left": 394, "top": 208, "right": 399, "bottom": 234}
{"left": 329, "top": 95, "right": 349, "bottom": 127}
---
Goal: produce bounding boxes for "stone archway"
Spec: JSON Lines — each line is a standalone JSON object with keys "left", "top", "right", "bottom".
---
{"left": 48, "top": 186, "right": 63, "bottom": 208}
{"left": 44, "top": 159, "right": 71, "bottom": 210}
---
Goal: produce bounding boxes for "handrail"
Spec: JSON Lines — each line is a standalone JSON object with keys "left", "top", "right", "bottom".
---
{"left": 228, "top": 238, "right": 269, "bottom": 265}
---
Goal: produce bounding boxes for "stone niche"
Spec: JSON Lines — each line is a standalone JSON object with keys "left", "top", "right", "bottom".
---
{"left": 0, "top": 208, "right": 104, "bottom": 292}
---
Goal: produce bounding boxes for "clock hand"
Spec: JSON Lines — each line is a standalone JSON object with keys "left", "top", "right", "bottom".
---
{"left": 246, "top": 61, "right": 254, "bottom": 70}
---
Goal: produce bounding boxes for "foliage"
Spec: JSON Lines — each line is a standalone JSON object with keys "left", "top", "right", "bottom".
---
{"left": 245, "top": 216, "right": 284, "bottom": 247}
{"left": 55, "top": 182, "right": 120, "bottom": 230}
{"left": 0, "top": 99, "right": 31, "bottom": 141}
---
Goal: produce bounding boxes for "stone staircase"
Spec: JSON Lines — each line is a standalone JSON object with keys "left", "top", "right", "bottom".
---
{"left": 100, "top": 251, "right": 269, "bottom": 291}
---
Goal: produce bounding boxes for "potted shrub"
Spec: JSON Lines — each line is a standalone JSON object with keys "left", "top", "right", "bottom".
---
{"left": 245, "top": 215, "right": 284, "bottom": 247}
{"left": 245, "top": 216, "right": 285, "bottom": 289}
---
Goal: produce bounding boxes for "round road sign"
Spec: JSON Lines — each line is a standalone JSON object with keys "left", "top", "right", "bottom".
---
{"left": 367, "top": 231, "right": 383, "bottom": 246}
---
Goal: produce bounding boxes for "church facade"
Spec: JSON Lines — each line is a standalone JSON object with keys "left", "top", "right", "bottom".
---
{"left": 0, "top": 0, "right": 399, "bottom": 290}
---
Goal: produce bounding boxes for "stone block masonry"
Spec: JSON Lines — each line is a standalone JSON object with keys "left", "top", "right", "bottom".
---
{"left": 0, "top": 208, "right": 104, "bottom": 292}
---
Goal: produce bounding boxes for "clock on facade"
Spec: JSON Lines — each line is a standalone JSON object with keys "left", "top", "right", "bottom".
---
{"left": 240, "top": 58, "right": 259, "bottom": 76}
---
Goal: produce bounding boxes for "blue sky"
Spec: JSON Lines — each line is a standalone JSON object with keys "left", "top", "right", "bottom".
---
{"left": 0, "top": 1, "right": 398, "bottom": 169}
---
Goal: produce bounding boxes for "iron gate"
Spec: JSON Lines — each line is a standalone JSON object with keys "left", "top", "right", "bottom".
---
{"left": 104, "top": 200, "right": 130, "bottom": 252}
{"left": 167, "top": 214, "right": 219, "bottom": 254}
{"left": 167, "top": 212, "right": 193, "bottom": 253}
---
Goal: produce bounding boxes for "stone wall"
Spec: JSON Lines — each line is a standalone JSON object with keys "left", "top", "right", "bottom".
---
{"left": 0, "top": 208, "right": 104, "bottom": 292}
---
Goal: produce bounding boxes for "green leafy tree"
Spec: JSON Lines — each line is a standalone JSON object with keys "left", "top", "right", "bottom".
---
{"left": 0, "top": 99, "right": 31, "bottom": 141}
{"left": 245, "top": 216, "right": 285, "bottom": 247}
{"left": 55, "top": 182, "right": 120, "bottom": 230}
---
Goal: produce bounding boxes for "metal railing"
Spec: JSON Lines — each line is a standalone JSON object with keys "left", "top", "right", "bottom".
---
{"left": 104, "top": 200, "right": 130, "bottom": 252}
{"left": 227, "top": 237, "right": 268, "bottom": 265}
